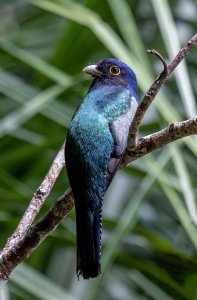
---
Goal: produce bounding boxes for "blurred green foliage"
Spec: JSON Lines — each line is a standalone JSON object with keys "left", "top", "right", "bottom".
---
{"left": 0, "top": 0, "right": 197, "bottom": 299}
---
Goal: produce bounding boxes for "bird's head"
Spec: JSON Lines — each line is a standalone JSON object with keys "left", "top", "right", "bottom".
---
{"left": 83, "top": 58, "right": 138, "bottom": 100}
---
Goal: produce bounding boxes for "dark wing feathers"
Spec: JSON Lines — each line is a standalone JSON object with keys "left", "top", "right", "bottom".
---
{"left": 65, "top": 129, "right": 110, "bottom": 279}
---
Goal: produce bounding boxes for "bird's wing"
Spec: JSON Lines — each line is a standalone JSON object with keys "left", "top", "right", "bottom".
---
{"left": 65, "top": 121, "right": 113, "bottom": 279}
{"left": 108, "top": 96, "right": 138, "bottom": 183}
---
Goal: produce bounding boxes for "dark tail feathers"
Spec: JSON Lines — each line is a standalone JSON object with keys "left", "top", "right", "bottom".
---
{"left": 76, "top": 206, "right": 102, "bottom": 279}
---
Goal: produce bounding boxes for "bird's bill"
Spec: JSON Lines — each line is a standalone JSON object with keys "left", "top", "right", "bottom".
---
{"left": 83, "top": 64, "right": 103, "bottom": 78}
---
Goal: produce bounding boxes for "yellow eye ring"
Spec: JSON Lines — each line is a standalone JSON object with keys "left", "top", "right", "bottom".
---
{"left": 109, "top": 65, "right": 121, "bottom": 76}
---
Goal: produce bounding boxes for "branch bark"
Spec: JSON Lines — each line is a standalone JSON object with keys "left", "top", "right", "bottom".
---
{"left": 0, "top": 33, "right": 197, "bottom": 284}
{"left": 127, "top": 33, "right": 197, "bottom": 149}
{"left": 121, "top": 117, "right": 197, "bottom": 166}
{"left": 3, "top": 143, "right": 66, "bottom": 253}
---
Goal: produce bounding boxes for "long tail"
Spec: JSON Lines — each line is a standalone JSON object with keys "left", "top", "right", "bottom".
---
{"left": 76, "top": 203, "right": 102, "bottom": 279}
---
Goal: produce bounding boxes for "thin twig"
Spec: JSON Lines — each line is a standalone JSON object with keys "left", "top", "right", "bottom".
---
{"left": 146, "top": 49, "right": 168, "bottom": 75}
{"left": 168, "top": 34, "right": 197, "bottom": 74}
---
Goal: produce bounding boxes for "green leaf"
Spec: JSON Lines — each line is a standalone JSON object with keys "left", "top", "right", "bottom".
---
{"left": 0, "top": 85, "right": 65, "bottom": 137}
{"left": 11, "top": 264, "right": 79, "bottom": 300}
{"left": 151, "top": 0, "right": 197, "bottom": 117}
{"left": 0, "top": 38, "right": 72, "bottom": 86}
{"left": 129, "top": 270, "right": 174, "bottom": 300}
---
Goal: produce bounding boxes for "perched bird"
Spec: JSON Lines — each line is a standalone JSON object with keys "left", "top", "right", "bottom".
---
{"left": 65, "top": 58, "right": 138, "bottom": 279}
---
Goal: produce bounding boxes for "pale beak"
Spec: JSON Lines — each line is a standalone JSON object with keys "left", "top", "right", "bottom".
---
{"left": 83, "top": 64, "right": 103, "bottom": 78}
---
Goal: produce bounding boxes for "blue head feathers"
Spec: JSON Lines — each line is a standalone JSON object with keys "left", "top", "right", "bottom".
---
{"left": 83, "top": 58, "right": 138, "bottom": 101}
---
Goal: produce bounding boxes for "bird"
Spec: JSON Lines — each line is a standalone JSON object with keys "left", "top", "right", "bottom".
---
{"left": 65, "top": 58, "right": 139, "bottom": 279}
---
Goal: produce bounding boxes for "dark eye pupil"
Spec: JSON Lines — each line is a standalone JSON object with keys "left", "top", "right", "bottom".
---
{"left": 112, "top": 67, "right": 119, "bottom": 74}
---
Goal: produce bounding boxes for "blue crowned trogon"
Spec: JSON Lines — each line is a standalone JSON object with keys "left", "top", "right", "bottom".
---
{"left": 65, "top": 58, "right": 138, "bottom": 279}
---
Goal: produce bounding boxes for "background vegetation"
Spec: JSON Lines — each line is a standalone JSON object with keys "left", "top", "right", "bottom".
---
{"left": 0, "top": 0, "right": 197, "bottom": 299}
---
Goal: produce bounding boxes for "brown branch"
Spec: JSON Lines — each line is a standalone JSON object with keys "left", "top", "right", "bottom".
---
{"left": 121, "top": 117, "right": 197, "bottom": 166}
{"left": 146, "top": 49, "right": 168, "bottom": 74}
{"left": 168, "top": 35, "right": 197, "bottom": 74}
{"left": 126, "top": 33, "right": 197, "bottom": 150}
{"left": 0, "top": 33, "right": 197, "bottom": 284}
{"left": 126, "top": 51, "right": 168, "bottom": 150}
{"left": 4, "top": 143, "right": 66, "bottom": 253}
{"left": 0, "top": 189, "right": 74, "bottom": 284}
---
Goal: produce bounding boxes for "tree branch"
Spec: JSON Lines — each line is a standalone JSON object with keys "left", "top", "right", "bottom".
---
{"left": 121, "top": 117, "right": 197, "bottom": 166}
{"left": 0, "top": 33, "right": 196, "bottom": 284}
{"left": 3, "top": 143, "right": 66, "bottom": 253}
{"left": 126, "top": 33, "right": 197, "bottom": 150}
{"left": 0, "top": 189, "right": 74, "bottom": 284}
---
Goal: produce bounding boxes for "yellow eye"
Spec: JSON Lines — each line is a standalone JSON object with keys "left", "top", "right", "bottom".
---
{"left": 109, "top": 65, "right": 121, "bottom": 76}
